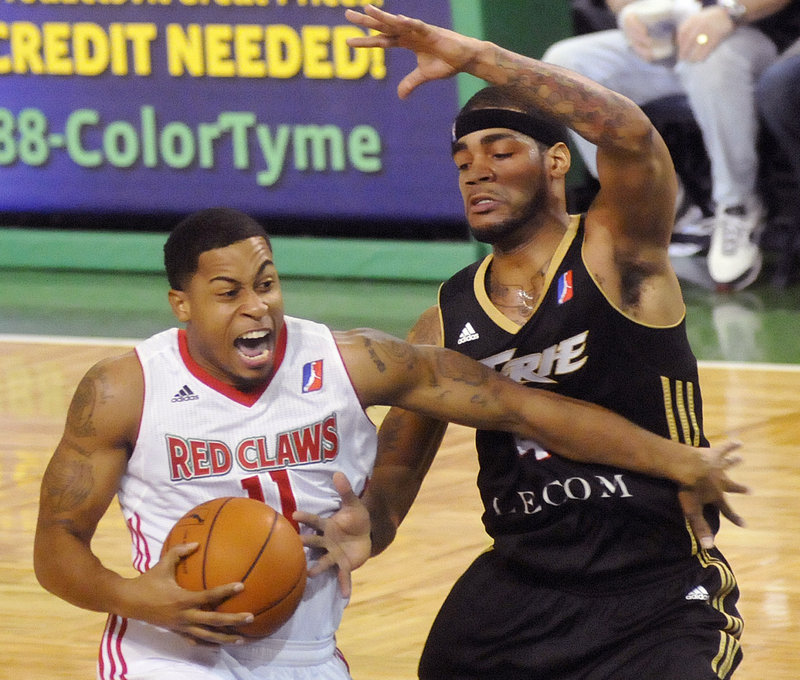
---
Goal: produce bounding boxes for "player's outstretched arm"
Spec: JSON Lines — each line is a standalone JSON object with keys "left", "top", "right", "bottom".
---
{"left": 33, "top": 354, "right": 252, "bottom": 645}
{"left": 337, "top": 328, "right": 748, "bottom": 538}
{"left": 297, "top": 308, "right": 448, "bottom": 580}
{"left": 345, "top": 5, "right": 676, "bottom": 249}
{"left": 345, "top": 5, "right": 651, "bottom": 149}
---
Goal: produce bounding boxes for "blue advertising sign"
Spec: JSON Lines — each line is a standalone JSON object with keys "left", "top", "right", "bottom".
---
{"left": 0, "top": 1, "right": 464, "bottom": 221}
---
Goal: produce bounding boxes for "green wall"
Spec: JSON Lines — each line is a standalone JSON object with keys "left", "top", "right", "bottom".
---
{"left": 451, "top": 0, "right": 575, "bottom": 104}
{"left": 480, "top": 1, "right": 574, "bottom": 58}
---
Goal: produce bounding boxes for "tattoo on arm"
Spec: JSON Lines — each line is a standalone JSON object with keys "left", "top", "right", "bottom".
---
{"left": 380, "top": 336, "right": 416, "bottom": 366}
{"left": 68, "top": 374, "right": 97, "bottom": 438}
{"left": 435, "top": 351, "right": 489, "bottom": 388}
{"left": 492, "top": 51, "right": 642, "bottom": 148}
{"left": 66, "top": 364, "right": 116, "bottom": 439}
{"left": 377, "top": 413, "right": 404, "bottom": 451}
{"left": 363, "top": 334, "right": 418, "bottom": 374}
{"left": 67, "top": 363, "right": 114, "bottom": 438}
{"left": 41, "top": 458, "right": 93, "bottom": 514}
{"left": 363, "top": 337, "right": 387, "bottom": 373}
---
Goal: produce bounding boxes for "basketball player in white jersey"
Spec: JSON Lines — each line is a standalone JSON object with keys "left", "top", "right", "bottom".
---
{"left": 34, "top": 208, "right": 744, "bottom": 680}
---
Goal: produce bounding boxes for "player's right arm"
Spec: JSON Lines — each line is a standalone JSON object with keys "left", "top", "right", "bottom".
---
{"left": 366, "top": 306, "right": 449, "bottom": 555}
{"left": 344, "top": 6, "right": 680, "bottom": 321}
{"left": 33, "top": 353, "right": 251, "bottom": 644}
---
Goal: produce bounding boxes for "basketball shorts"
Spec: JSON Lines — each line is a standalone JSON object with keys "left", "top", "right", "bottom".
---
{"left": 98, "top": 617, "right": 351, "bottom": 680}
{"left": 419, "top": 548, "right": 742, "bottom": 680}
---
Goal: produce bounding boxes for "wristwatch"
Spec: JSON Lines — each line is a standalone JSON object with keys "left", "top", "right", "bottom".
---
{"left": 717, "top": 0, "right": 747, "bottom": 24}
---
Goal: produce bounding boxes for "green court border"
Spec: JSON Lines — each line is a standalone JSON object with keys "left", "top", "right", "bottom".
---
{"left": 0, "top": 227, "right": 486, "bottom": 281}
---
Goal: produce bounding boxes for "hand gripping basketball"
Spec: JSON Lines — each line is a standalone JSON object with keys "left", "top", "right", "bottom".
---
{"left": 162, "top": 497, "right": 307, "bottom": 637}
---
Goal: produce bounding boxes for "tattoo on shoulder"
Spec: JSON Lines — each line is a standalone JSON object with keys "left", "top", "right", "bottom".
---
{"left": 67, "top": 365, "right": 112, "bottom": 438}
{"left": 408, "top": 310, "right": 442, "bottom": 345}
{"left": 42, "top": 458, "right": 93, "bottom": 513}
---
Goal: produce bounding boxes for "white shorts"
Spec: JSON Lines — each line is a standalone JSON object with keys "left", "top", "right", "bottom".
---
{"left": 98, "top": 616, "right": 351, "bottom": 680}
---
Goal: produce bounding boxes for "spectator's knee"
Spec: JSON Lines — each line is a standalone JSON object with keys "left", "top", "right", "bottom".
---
{"left": 755, "top": 66, "right": 783, "bottom": 124}
{"left": 541, "top": 35, "right": 601, "bottom": 72}
{"left": 541, "top": 40, "right": 574, "bottom": 68}
{"left": 678, "top": 39, "right": 752, "bottom": 92}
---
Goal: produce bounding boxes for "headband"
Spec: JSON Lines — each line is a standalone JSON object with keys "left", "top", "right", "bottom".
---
{"left": 451, "top": 108, "right": 568, "bottom": 150}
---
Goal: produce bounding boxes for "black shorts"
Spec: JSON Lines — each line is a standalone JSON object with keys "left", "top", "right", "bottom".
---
{"left": 419, "top": 549, "right": 742, "bottom": 680}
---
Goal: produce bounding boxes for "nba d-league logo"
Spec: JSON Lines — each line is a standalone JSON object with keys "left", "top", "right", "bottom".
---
{"left": 302, "top": 360, "right": 324, "bottom": 393}
{"left": 558, "top": 270, "right": 574, "bottom": 304}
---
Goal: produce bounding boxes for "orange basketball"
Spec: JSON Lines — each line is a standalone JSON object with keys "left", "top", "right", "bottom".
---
{"left": 161, "top": 496, "right": 307, "bottom": 638}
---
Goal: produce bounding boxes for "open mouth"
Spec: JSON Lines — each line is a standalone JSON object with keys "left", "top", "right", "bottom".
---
{"left": 234, "top": 330, "right": 272, "bottom": 361}
{"left": 470, "top": 195, "right": 499, "bottom": 213}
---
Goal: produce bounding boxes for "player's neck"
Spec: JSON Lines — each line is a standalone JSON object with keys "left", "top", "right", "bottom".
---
{"left": 490, "top": 216, "right": 565, "bottom": 274}
{"left": 486, "top": 219, "right": 567, "bottom": 325}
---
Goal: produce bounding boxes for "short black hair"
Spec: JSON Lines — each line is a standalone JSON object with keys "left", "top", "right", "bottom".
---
{"left": 164, "top": 207, "right": 272, "bottom": 290}
{"left": 453, "top": 85, "right": 569, "bottom": 149}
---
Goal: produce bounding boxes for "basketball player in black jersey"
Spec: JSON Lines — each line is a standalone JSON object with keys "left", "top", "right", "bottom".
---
{"left": 343, "top": 6, "right": 745, "bottom": 679}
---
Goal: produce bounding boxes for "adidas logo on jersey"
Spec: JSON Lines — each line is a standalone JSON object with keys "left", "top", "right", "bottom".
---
{"left": 458, "top": 322, "right": 479, "bottom": 345}
{"left": 171, "top": 385, "right": 199, "bottom": 402}
{"left": 685, "top": 585, "right": 710, "bottom": 602}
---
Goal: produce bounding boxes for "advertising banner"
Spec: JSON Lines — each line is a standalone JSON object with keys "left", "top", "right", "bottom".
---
{"left": 0, "top": 0, "right": 464, "bottom": 221}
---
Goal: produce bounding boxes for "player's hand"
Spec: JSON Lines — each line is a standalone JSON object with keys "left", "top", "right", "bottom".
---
{"left": 294, "top": 472, "right": 371, "bottom": 598}
{"left": 125, "top": 543, "right": 254, "bottom": 645}
{"left": 345, "top": 5, "right": 483, "bottom": 98}
{"left": 679, "top": 441, "right": 748, "bottom": 550}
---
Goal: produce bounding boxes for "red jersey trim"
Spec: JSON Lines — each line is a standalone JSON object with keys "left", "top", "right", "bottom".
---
{"left": 177, "top": 326, "right": 287, "bottom": 407}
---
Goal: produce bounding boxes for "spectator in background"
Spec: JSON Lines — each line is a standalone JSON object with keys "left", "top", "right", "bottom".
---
{"left": 756, "top": 37, "right": 800, "bottom": 287}
{"left": 543, "top": 0, "right": 800, "bottom": 291}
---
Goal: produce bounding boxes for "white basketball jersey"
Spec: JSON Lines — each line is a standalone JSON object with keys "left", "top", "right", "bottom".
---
{"left": 103, "top": 317, "right": 376, "bottom": 675}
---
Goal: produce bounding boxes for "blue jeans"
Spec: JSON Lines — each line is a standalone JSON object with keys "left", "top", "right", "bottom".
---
{"left": 756, "top": 43, "right": 800, "bottom": 223}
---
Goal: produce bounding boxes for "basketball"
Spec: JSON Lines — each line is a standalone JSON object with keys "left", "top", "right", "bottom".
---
{"left": 161, "top": 496, "right": 307, "bottom": 638}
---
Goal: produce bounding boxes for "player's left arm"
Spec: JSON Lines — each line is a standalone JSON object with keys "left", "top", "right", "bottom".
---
{"left": 337, "top": 328, "right": 746, "bottom": 527}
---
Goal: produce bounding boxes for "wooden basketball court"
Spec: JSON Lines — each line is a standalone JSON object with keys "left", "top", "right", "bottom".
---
{"left": 2, "top": 337, "right": 798, "bottom": 679}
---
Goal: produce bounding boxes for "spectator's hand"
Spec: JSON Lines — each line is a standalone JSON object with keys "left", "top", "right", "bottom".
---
{"left": 679, "top": 441, "right": 748, "bottom": 549}
{"left": 345, "top": 5, "right": 484, "bottom": 98}
{"left": 128, "top": 543, "right": 254, "bottom": 645}
{"left": 676, "top": 6, "right": 736, "bottom": 62}
{"left": 294, "top": 472, "right": 371, "bottom": 598}
{"left": 619, "top": 10, "right": 663, "bottom": 62}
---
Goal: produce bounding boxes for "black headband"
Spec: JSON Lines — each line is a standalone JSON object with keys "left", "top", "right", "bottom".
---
{"left": 451, "top": 108, "right": 568, "bottom": 150}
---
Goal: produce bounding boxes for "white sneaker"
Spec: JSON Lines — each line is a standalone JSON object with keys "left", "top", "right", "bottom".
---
{"left": 670, "top": 203, "right": 714, "bottom": 257}
{"left": 707, "top": 201, "right": 764, "bottom": 290}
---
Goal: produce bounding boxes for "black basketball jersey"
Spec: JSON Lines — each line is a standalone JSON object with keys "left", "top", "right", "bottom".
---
{"left": 439, "top": 215, "right": 716, "bottom": 590}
